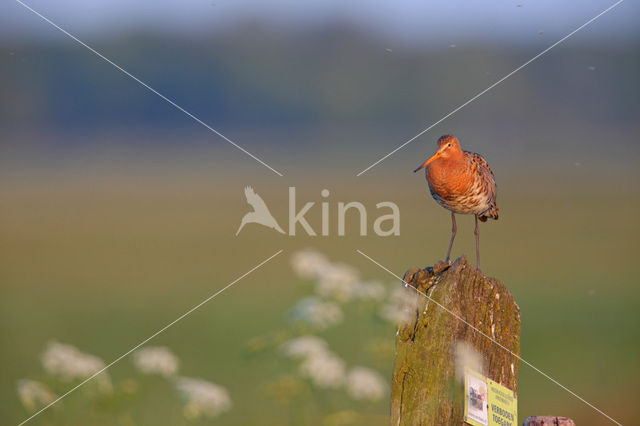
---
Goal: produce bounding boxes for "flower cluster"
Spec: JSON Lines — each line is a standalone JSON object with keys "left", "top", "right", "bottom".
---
{"left": 292, "top": 249, "right": 388, "bottom": 303}
{"left": 130, "top": 346, "right": 231, "bottom": 420}
{"left": 18, "top": 342, "right": 232, "bottom": 421}
{"left": 176, "top": 377, "right": 232, "bottom": 420}
{"left": 281, "top": 336, "right": 387, "bottom": 401}
{"left": 289, "top": 297, "right": 344, "bottom": 330}
{"left": 132, "top": 346, "right": 179, "bottom": 378}
{"left": 41, "top": 341, "right": 112, "bottom": 391}
{"left": 16, "top": 379, "right": 57, "bottom": 411}
{"left": 299, "top": 349, "right": 346, "bottom": 389}
{"left": 282, "top": 336, "right": 345, "bottom": 389}
{"left": 281, "top": 336, "right": 329, "bottom": 358}
{"left": 314, "top": 262, "right": 360, "bottom": 302}
{"left": 291, "top": 247, "right": 415, "bottom": 325}
{"left": 345, "top": 367, "right": 387, "bottom": 401}
{"left": 271, "top": 248, "right": 410, "bottom": 408}
{"left": 291, "top": 249, "right": 332, "bottom": 280}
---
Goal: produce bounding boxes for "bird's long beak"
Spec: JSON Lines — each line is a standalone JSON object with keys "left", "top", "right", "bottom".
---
{"left": 413, "top": 152, "right": 440, "bottom": 172}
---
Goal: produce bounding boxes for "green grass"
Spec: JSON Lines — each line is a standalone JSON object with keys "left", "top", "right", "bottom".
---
{"left": 1, "top": 160, "right": 639, "bottom": 425}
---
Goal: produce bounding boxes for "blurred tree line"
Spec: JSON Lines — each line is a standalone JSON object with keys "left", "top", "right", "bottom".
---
{"left": 1, "top": 25, "right": 638, "bottom": 136}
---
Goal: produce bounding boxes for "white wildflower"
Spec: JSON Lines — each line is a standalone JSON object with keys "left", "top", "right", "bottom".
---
{"left": 132, "top": 346, "right": 179, "bottom": 378}
{"left": 17, "top": 379, "right": 57, "bottom": 411}
{"left": 352, "top": 280, "right": 386, "bottom": 301}
{"left": 314, "top": 262, "right": 361, "bottom": 302}
{"left": 291, "top": 249, "right": 331, "bottom": 280}
{"left": 291, "top": 250, "right": 366, "bottom": 303}
{"left": 176, "top": 377, "right": 231, "bottom": 420}
{"left": 41, "top": 341, "right": 112, "bottom": 391}
{"left": 290, "top": 297, "right": 343, "bottom": 330}
{"left": 454, "top": 341, "right": 485, "bottom": 381}
{"left": 299, "top": 351, "right": 346, "bottom": 389}
{"left": 281, "top": 336, "right": 328, "bottom": 359}
{"left": 379, "top": 286, "right": 420, "bottom": 325}
{"left": 345, "top": 367, "right": 387, "bottom": 401}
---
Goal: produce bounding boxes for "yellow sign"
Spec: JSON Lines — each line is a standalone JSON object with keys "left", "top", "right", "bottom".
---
{"left": 487, "top": 378, "right": 517, "bottom": 426}
{"left": 464, "top": 368, "right": 517, "bottom": 426}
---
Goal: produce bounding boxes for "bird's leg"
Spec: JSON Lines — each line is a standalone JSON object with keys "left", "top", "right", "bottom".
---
{"left": 445, "top": 212, "right": 456, "bottom": 263}
{"left": 474, "top": 215, "right": 480, "bottom": 271}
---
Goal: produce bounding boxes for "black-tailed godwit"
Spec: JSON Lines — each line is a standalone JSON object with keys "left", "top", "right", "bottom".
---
{"left": 414, "top": 135, "right": 498, "bottom": 271}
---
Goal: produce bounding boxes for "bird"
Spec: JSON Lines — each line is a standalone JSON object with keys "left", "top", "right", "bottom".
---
{"left": 236, "top": 186, "right": 285, "bottom": 236}
{"left": 413, "top": 135, "right": 498, "bottom": 271}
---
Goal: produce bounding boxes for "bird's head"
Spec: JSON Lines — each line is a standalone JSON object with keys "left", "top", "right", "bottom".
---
{"left": 413, "top": 135, "right": 462, "bottom": 172}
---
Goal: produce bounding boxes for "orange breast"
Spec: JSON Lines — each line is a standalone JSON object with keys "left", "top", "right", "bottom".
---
{"left": 426, "top": 159, "right": 472, "bottom": 200}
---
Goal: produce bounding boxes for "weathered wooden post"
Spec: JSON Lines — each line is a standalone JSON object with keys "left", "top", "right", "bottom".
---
{"left": 523, "top": 416, "right": 576, "bottom": 426}
{"left": 390, "top": 256, "right": 521, "bottom": 425}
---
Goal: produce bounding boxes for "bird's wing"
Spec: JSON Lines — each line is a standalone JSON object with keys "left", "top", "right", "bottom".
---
{"left": 244, "top": 186, "right": 270, "bottom": 212}
{"left": 469, "top": 152, "right": 495, "bottom": 179}
{"left": 468, "top": 151, "right": 497, "bottom": 203}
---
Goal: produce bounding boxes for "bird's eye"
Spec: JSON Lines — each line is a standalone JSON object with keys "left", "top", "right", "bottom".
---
{"left": 447, "top": 143, "right": 451, "bottom": 147}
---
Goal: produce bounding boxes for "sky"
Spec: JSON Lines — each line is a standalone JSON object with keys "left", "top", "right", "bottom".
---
{"left": 1, "top": 0, "right": 638, "bottom": 45}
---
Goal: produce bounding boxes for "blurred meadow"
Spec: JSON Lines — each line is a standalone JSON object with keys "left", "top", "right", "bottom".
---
{"left": 2, "top": 1, "right": 640, "bottom": 425}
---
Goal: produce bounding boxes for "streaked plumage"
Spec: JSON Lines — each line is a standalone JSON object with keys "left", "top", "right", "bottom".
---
{"left": 414, "top": 135, "right": 498, "bottom": 270}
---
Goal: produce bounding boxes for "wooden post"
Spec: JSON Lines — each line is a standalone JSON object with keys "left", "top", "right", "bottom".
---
{"left": 390, "top": 256, "right": 521, "bottom": 425}
{"left": 523, "top": 416, "right": 576, "bottom": 426}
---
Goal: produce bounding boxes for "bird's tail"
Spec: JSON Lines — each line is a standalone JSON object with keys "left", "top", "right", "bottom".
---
{"left": 478, "top": 205, "right": 499, "bottom": 222}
